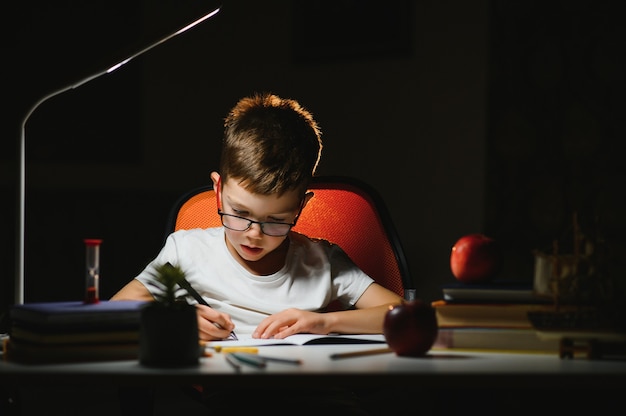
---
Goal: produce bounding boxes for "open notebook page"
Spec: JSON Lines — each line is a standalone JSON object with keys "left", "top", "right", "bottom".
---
{"left": 205, "top": 333, "right": 386, "bottom": 349}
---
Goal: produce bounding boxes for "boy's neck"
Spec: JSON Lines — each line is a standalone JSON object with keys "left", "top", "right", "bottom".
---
{"left": 227, "top": 237, "right": 290, "bottom": 276}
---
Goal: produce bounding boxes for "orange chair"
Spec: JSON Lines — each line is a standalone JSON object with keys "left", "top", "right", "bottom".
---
{"left": 164, "top": 175, "right": 415, "bottom": 300}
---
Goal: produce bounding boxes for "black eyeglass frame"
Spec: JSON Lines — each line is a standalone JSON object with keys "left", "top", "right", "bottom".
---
{"left": 216, "top": 195, "right": 306, "bottom": 237}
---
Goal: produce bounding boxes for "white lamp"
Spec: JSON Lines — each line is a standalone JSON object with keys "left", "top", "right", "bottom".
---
{"left": 15, "top": 5, "right": 221, "bottom": 305}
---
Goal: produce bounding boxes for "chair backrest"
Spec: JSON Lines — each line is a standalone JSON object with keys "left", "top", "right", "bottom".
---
{"left": 164, "top": 176, "right": 414, "bottom": 299}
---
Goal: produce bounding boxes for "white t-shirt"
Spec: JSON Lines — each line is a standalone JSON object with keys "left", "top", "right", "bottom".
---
{"left": 135, "top": 227, "right": 374, "bottom": 335}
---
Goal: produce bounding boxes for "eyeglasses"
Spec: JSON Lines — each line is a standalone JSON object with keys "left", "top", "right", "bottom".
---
{"left": 218, "top": 211, "right": 297, "bottom": 237}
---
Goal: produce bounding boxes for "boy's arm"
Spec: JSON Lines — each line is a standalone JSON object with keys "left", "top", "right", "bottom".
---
{"left": 353, "top": 282, "right": 404, "bottom": 310}
{"left": 254, "top": 283, "right": 403, "bottom": 338}
{"left": 324, "top": 283, "right": 403, "bottom": 334}
{"left": 110, "top": 279, "right": 155, "bottom": 301}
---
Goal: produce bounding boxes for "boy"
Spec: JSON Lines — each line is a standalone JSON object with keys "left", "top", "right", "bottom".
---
{"left": 111, "top": 92, "right": 403, "bottom": 341}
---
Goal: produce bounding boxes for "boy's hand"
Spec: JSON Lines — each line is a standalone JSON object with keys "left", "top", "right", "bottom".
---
{"left": 252, "top": 308, "right": 329, "bottom": 339}
{"left": 195, "top": 304, "right": 236, "bottom": 341}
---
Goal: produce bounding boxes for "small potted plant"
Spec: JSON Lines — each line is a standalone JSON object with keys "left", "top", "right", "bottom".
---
{"left": 139, "top": 262, "right": 200, "bottom": 367}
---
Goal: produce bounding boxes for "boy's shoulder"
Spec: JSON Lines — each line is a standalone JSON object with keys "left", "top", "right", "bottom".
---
{"left": 290, "top": 230, "right": 330, "bottom": 245}
{"left": 289, "top": 231, "right": 346, "bottom": 254}
{"left": 172, "top": 227, "right": 223, "bottom": 236}
{"left": 169, "top": 227, "right": 224, "bottom": 243}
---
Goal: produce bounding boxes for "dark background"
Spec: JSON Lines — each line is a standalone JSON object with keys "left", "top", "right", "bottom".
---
{"left": 1, "top": 0, "right": 625, "bottom": 320}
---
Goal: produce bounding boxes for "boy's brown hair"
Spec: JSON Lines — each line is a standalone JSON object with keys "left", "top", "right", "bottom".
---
{"left": 220, "top": 93, "right": 322, "bottom": 196}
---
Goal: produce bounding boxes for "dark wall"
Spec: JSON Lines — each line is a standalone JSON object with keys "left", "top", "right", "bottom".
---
{"left": 2, "top": 1, "right": 623, "bottom": 321}
{"left": 486, "top": 1, "right": 626, "bottom": 300}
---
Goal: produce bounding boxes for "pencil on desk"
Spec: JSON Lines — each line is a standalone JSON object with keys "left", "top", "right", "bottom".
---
{"left": 230, "top": 352, "right": 266, "bottom": 369}
{"left": 224, "top": 353, "right": 241, "bottom": 371}
{"left": 329, "top": 347, "right": 393, "bottom": 360}
{"left": 234, "top": 352, "right": 302, "bottom": 366}
{"left": 257, "top": 355, "right": 302, "bottom": 365}
{"left": 214, "top": 346, "right": 259, "bottom": 353}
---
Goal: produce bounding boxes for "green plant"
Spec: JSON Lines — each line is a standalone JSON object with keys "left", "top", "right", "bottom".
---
{"left": 146, "top": 262, "right": 188, "bottom": 308}
{"left": 140, "top": 262, "right": 200, "bottom": 367}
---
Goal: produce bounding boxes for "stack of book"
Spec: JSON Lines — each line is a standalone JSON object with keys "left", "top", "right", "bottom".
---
{"left": 4, "top": 300, "right": 146, "bottom": 364}
{"left": 431, "top": 280, "right": 565, "bottom": 353}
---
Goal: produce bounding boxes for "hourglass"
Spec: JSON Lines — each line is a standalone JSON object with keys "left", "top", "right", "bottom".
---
{"left": 84, "top": 239, "right": 102, "bottom": 304}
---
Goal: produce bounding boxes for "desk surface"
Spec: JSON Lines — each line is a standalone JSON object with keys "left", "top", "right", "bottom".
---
{"left": 2, "top": 345, "right": 626, "bottom": 389}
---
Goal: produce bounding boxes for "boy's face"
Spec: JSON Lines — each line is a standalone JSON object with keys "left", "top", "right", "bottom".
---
{"left": 214, "top": 173, "right": 304, "bottom": 273}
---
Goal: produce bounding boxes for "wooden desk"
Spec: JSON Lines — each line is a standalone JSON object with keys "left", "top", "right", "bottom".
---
{"left": 2, "top": 344, "right": 625, "bottom": 389}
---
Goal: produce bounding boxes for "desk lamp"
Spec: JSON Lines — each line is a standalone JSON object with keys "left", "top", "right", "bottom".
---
{"left": 15, "top": 4, "right": 222, "bottom": 305}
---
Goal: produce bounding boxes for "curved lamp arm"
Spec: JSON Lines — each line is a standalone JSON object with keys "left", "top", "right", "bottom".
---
{"left": 15, "top": 5, "right": 221, "bottom": 305}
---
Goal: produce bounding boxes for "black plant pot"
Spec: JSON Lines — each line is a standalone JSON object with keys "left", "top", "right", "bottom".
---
{"left": 139, "top": 303, "right": 200, "bottom": 367}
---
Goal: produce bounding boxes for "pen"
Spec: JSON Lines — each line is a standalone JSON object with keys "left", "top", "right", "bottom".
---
{"left": 177, "top": 275, "right": 238, "bottom": 340}
{"left": 234, "top": 352, "right": 302, "bottom": 366}
{"left": 223, "top": 352, "right": 242, "bottom": 371}
{"left": 329, "top": 347, "right": 393, "bottom": 360}
{"left": 230, "top": 352, "right": 267, "bottom": 369}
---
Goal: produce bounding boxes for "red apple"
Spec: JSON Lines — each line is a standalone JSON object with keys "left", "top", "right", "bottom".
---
{"left": 383, "top": 300, "right": 438, "bottom": 357}
{"left": 450, "top": 233, "right": 502, "bottom": 283}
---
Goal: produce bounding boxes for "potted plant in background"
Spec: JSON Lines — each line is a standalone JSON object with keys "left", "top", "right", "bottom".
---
{"left": 139, "top": 262, "right": 200, "bottom": 367}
